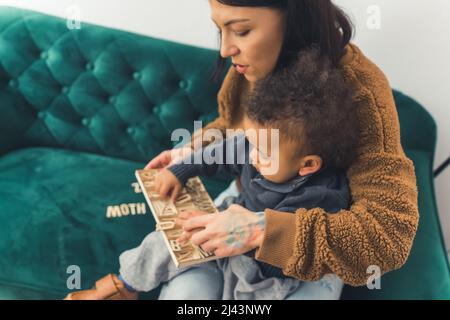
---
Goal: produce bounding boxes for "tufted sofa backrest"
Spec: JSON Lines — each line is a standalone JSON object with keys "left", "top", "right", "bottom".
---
{"left": 0, "top": 6, "right": 224, "bottom": 163}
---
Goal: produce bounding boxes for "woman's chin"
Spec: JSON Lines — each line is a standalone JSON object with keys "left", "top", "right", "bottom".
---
{"left": 243, "top": 73, "right": 256, "bottom": 82}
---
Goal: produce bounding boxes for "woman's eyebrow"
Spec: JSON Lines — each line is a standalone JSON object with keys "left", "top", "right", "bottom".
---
{"left": 211, "top": 18, "right": 250, "bottom": 27}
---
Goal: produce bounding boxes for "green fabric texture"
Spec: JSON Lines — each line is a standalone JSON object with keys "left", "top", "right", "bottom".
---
{"left": 0, "top": 6, "right": 223, "bottom": 161}
{"left": 0, "top": 7, "right": 448, "bottom": 300}
{"left": 0, "top": 146, "right": 228, "bottom": 300}
{"left": 0, "top": 147, "right": 157, "bottom": 298}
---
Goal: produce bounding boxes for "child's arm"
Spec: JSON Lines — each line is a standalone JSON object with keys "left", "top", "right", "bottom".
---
{"left": 167, "top": 133, "right": 248, "bottom": 185}
{"left": 155, "top": 133, "right": 248, "bottom": 201}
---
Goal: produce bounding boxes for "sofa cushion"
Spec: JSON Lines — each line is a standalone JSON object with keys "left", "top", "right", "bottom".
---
{"left": 0, "top": 147, "right": 154, "bottom": 298}
{"left": 0, "top": 147, "right": 230, "bottom": 299}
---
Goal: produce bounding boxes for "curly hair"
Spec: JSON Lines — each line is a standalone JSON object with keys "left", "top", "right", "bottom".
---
{"left": 246, "top": 47, "right": 360, "bottom": 170}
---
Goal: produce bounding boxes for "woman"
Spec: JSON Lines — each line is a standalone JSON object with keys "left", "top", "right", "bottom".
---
{"left": 146, "top": 0, "right": 419, "bottom": 300}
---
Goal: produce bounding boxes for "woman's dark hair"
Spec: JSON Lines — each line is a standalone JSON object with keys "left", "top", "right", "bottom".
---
{"left": 211, "top": 0, "right": 354, "bottom": 82}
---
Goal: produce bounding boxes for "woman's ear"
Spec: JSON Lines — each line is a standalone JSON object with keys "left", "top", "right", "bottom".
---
{"left": 299, "top": 156, "right": 323, "bottom": 176}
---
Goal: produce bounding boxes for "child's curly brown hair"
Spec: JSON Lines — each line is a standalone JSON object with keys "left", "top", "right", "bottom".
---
{"left": 246, "top": 47, "right": 360, "bottom": 170}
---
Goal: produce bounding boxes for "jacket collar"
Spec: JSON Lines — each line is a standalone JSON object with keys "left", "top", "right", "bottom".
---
{"left": 250, "top": 165, "right": 332, "bottom": 194}
{"left": 251, "top": 172, "right": 312, "bottom": 194}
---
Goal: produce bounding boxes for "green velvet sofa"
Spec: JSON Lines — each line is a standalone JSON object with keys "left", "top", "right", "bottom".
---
{"left": 0, "top": 7, "right": 449, "bottom": 300}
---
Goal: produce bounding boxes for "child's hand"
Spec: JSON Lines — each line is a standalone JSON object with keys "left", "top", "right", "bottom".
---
{"left": 145, "top": 147, "right": 194, "bottom": 170}
{"left": 154, "top": 169, "right": 183, "bottom": 202}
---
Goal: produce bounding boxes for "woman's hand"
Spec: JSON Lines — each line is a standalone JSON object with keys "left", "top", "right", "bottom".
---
{"left": 154, "top": 169, "right": 183, "bottom": 202}
{"left": 176, "top": 204, "right": 265, "bottom": 258}
{"left": 145, "top": 146, "right": 193, "bottom": 170}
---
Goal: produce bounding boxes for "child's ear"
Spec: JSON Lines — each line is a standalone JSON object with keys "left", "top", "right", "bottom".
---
{"left": 298, "top": 156, "right": 323, "bottom": 176}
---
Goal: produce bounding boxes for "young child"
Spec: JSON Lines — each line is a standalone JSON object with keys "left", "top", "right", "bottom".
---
{"left": 64, "top": 48, "right": 360, "bottom": 300}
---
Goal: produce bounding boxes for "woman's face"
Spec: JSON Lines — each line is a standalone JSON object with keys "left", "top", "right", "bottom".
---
{"left": 209, "top": 0, "right": 287, "bottom": 83}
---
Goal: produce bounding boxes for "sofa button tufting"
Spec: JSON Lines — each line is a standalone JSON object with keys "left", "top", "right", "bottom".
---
{"left": 133, "top": 72, "right": 141, "bottom": 80}
{"left": 179, "top": 80, "right": 188, "bottom": 89}
{"left": 86, "top": 62, "right": 94, "bottom": 71}
{"left": 81, "top": 118, "right": 90, "bottom": 126}
{"left": 40, "top": 52, "right": 48, "bottom": 60}
{"left": 61, "top": 86, "right": 69, "bottom": 94}
{"left": 9, "top": 79, "right": 18, "bottom": 88}
{"left": 153, "top": 106, "right": 160, "bottom": 114}
{"left": 127, "top": 127, "right": 135, "bottom": 135}
{"left": 109, "top": 96, "right": 117, "bottom": 104}
{"left": 37, "top": 111, "right": 46, "bottom": 119}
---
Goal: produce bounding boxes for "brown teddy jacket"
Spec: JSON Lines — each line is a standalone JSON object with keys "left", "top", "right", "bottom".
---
{"left": 193, "top": 43, "right": 419, "bottom": 286}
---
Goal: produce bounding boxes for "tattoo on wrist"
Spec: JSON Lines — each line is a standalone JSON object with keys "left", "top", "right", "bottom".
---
{"left": 225, "top": 214, "right": 265, "bottom": 249}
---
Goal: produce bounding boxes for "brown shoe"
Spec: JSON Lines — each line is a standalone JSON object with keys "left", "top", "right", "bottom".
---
{"left": 64, "top": 274, "right": 138, "bottom": 300}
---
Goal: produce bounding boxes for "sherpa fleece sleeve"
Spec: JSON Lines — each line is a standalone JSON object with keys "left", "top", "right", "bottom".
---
{"left": 255, "top": 48, "right": 419, "bottom": 287}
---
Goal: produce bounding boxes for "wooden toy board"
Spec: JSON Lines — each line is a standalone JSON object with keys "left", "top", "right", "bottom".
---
{"left": 135, "top": 169, "right": 219, "bottom": 268}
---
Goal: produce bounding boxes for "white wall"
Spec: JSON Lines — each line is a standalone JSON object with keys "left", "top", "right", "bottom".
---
{"left": 1, "top": 0, "right": 449, "bottom": 251}
{"left": 0, "top": 0, "right": 217, "bottom": 48}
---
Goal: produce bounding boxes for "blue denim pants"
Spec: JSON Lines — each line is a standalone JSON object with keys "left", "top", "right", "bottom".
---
{"left": 158, "top": 180, "right": 344, "bottom": 300}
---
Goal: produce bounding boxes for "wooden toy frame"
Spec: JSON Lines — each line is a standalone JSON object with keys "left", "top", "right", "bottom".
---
{"left": 135, "top": 169, "right": 219, "bottom": 267}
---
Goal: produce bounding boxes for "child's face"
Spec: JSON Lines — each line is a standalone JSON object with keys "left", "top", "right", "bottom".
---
{"left": 243, "top": 117, "right": 322, "bottom": 183}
